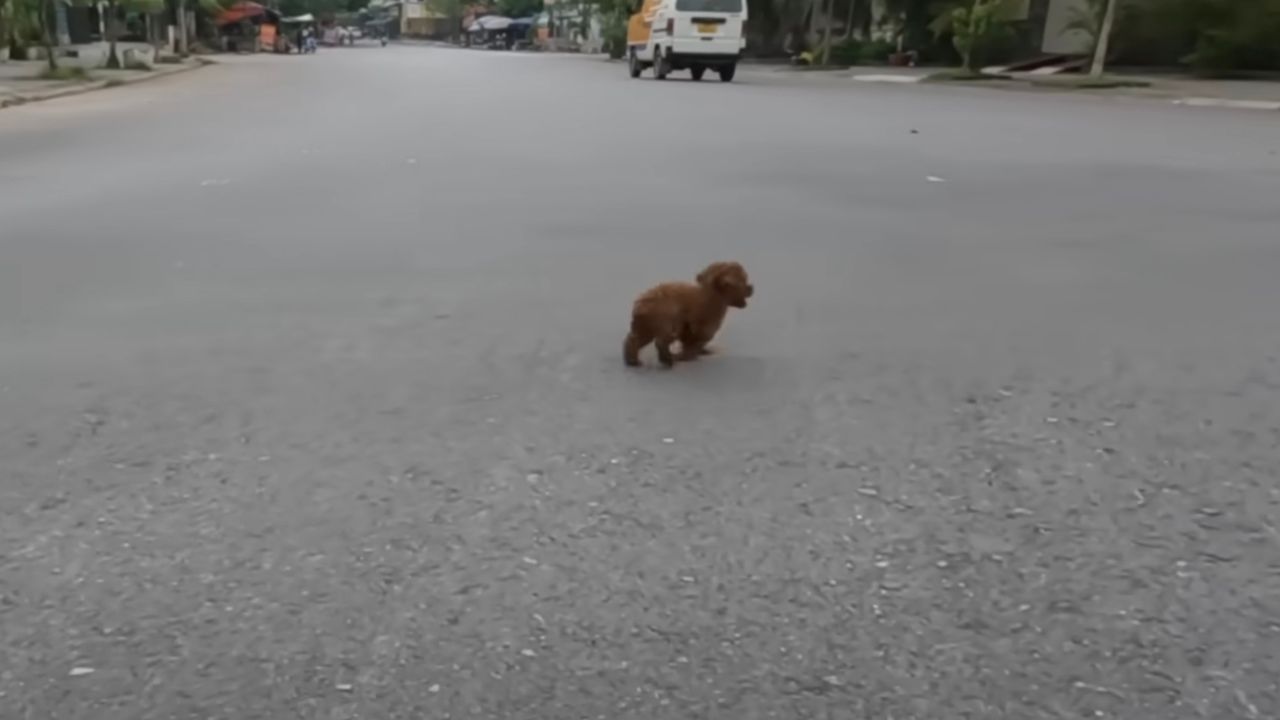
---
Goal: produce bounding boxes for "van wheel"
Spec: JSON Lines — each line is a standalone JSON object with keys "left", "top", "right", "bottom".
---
{"left": 718, "top": 63, "right": 736, "bottom": 82}
{"left": 691, "top": 66, "right": 705, "bottom": 81}
{"left": 653, "top": 48, "right": 670, "bottom": 80}
{"left": 628, "top": 49, "right": 642, "bottom": 78}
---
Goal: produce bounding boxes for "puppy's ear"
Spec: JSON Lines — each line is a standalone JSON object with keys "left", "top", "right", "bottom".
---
{"left": 697, "top": 262, "right": 726, "bottom": 288}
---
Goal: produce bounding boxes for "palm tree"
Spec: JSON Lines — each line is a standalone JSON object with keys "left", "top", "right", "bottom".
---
{"left": 842, "top": 0, "right": 869, "bottom": 41}
{"left": 37, "top": 0, "right": 58, "bottom": 70}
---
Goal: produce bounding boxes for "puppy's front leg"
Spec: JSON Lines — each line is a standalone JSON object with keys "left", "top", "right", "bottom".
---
{"left": 677, "top": 341, "right": 705, "bottom": 362}
{"left": 654, "top": 335, "right": 676, "bottom": 368}
{"left": 677, "top": 327, "right": 708, "bottom": 361}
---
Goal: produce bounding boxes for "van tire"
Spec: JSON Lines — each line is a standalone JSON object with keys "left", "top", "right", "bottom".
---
{"left": 691, "top": 66, "right": 705, "bottom": 81}
{"left": 653, "top": 48, "right": 670, "bottom": 80}
{"left": 718, "top": 63, "right": 736, "bottom": 82}
{"left": 628, "top": 49, "right": 642, "bottom": 78}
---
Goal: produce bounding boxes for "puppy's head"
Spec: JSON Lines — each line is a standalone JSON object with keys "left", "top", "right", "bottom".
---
{"left": 696, "top": 261, "right": 754, "bottom": 309}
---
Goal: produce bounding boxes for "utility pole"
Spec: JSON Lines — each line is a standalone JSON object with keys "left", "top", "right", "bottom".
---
{"left": 1089, "top": 0, "right": 1117, "bottom": 78}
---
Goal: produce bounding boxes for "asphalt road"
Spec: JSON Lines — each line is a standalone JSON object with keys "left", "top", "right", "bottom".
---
{"left": 3, "top": 46, "right": 1280, "bottom": 720}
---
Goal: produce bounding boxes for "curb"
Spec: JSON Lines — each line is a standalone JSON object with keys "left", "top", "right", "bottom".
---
{"left": 0, "top": 59, "right": 209, "bottom": 110}
{"left": 1173, "top": 96, "right": 1280, "bottom": 111}
{"left": 846, "top": 73, "right": 1280, "bottom": 111}
{"left": 850, "top": 74, "right": 925, "bottom": 84}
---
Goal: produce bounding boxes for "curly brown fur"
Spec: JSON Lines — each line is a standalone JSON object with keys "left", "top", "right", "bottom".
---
{"left": 623, "top": 261, "right": 754, "bottom": 368}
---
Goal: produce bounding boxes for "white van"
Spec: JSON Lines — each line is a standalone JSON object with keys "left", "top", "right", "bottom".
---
{"left": 625, "top": 0, "right": 748, "bottom": 82}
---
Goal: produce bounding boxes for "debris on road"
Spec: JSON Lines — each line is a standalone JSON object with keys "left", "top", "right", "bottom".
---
{"left": 68, "top": 667, "right": 95, "bottom": 677}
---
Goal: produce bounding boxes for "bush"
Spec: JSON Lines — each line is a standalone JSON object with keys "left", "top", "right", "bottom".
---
{"left": 1185, "top": 0, "right": 1280, "bottom": 75}
{"left": 858, "top": 39, "right": 896, "bottom": 64}
{"left": 827, "top": 38, "right": 862, "bottom": 66}
{"left": 1115, "top": 0, "right": 1280, "bottom": 74}
{"left": 969, "top": 21, "right": 1022, "bottom": 67}
{"left": 825, "top": 38, "right": 897, "bottom": 66}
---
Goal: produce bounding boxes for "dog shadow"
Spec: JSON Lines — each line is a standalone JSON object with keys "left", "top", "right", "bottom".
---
{"left": 621, "top": 352, "right": 778, "bottom": 393}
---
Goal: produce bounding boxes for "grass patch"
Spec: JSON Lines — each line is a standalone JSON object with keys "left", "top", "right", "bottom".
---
{"left": 155, "top": 55, "right": 184, "bottom": 65}
{"left": 103, "top": 78, "right": 126, "bottom": 87}
{"left": 924, "top": 69, "right": 1012, "bottom": 83}
{"left": 38, "top": 65, "right": 91, "bottom": 82}
{"left": 1027, "top": 75, "right": 1153, "bottom": 89}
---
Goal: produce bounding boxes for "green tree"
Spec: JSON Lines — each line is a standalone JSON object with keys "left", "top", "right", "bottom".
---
{"left": 2, "top": 0, "right": 53, "bottom": 67}
{"left": 588, "top": 0, "right": 629, "bottom": 58}
{"left": 31, "top": 0, "right": 57, "bottom": 69}
{"left": 496, "top": 0, "right": 542, "bottom": 17}
{"left": 929, "top": 0, "right": 1019, "bottom": 72}
{"left": 842, "top": 0, "right": 870, "bottom": 41}
{"left": 1, "top": 0, "right": 9, "bottom": 56}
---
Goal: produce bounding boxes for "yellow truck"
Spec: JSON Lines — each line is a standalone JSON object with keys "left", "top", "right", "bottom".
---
{"left": 626, "top": 0, "right": 747, "bottom": 82}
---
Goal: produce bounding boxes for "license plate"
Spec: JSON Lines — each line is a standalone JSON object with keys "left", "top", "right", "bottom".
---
{"left": 696, "top": 22, "right": 717, "bottom": 33}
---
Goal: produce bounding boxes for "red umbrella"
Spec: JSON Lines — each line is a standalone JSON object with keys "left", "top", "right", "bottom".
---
{"left": 216, "top": 1, "right": 269, "bottom": 26}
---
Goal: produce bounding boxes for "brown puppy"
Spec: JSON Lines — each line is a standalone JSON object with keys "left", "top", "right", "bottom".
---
{"left": 623, "top": 261, "right": 754, "bottom": 368}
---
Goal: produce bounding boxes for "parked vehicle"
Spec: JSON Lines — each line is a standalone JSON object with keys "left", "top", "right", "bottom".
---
{"left": 626, "top": 0, "right": 746, "bottom": 82}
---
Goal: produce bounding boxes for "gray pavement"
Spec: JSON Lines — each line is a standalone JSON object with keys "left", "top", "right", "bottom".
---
{"left": 3, "top": 46, "right": 1280, "bottom": 720}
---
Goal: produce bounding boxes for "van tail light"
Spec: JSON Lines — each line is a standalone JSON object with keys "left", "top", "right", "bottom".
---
{"left": 666, "top": 18, "right": 674, "bottom": 35}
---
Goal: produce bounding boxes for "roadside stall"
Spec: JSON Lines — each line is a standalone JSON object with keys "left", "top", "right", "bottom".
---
{"left": 508, "top": 17, "right": 535, "bottom": 50}
{"left": 215, "top": 2, "right": 283, "bottom": 53}
{"left": 466, "top": 15, "right": 513, "bottom": 50}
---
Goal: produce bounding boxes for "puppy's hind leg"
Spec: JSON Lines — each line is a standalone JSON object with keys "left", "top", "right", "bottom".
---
{"left": 654, "top": 329, "right": 678, "bottom": 368}
{"left": 623, "top": 327, "right": 652, "bottom": 367}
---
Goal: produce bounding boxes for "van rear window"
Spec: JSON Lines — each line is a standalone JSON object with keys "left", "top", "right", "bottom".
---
{"left": 674, "top": 0, "right": 743, "bottom": 11}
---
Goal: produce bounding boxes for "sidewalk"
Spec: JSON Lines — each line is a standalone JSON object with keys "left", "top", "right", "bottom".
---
{"left": 840, "top": 65, "right": 1280, "bottom": 111}
{"left": 0, "top": 58, "right": 208, "bottom": 109}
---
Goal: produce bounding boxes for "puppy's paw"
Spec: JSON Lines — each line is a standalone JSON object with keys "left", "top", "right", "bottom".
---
{"left": 676, "top": 348, "right": 702, "bottom": 362}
